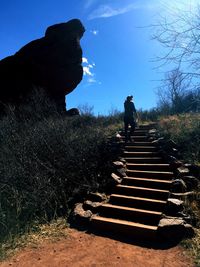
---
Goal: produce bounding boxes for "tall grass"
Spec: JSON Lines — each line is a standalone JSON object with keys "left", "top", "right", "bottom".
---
{"left": 158, "top": 113, "right": 200, "bottom": 265}
{"left": 158, "top": 113, "right": 200, "bottom": 165}
{"left": 0, "top": 89, "right": 123, "bottom": 246}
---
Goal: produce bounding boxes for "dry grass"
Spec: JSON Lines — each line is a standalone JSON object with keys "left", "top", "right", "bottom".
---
{"left": 159, "top": 113, "right": 200, "bottom": 265}
{"left": 158, "top": 113, "right": 200, "bottom": 165}
{"left": 0, "top": 89, "right": 124, "bottom": 259}
{"left": 182, "top": 224, "right": 200, "bottom": 266}
{"left": 0, "top": 218, "right": 68, "bottom": 260}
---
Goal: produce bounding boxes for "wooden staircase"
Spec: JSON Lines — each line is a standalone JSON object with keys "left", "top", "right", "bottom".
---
{"left": 91, "top": 124, "right": 173, "bottom": 239}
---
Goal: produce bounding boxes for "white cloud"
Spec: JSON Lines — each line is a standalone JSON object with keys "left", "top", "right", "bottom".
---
{"left": 83, "top": 66, "right": 93, "bottom": 76}
{"left": 82, "top": 57, "right": 100, "bottom": 84}
{"left": 88, "top": 1, "right": 184, "bottom": 20}
{"left": 88, "top": 3, "right": 140, "bottom": 20}
{"left": 88, "top": 77, "right": 97, "bottom": 83}
{"left": 82, "top": 57, "right": 88, "bottom": 63}
{"left": 84, "top": 0, "right": 98, "bottom": 10}
{"left": 90, "top": 30, "right": 99, "bottom": 35}
{"left": 82, "top": 58, "right": 95, "bottom": 77}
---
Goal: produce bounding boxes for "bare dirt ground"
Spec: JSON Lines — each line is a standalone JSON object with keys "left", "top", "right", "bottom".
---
{"left": 0, "top": 228, "right": 194, "bottom": 267}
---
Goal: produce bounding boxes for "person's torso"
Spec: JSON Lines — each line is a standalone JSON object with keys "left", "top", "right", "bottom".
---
{"left": 124, "top": 101, "right": 135, "bottom": 117}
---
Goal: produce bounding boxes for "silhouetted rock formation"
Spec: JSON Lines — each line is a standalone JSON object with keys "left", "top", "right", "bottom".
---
{"left": 0, "top": 19, "right": 85, "bottom": 114}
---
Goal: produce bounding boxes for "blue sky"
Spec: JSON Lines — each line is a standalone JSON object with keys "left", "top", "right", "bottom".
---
{"left": 0, "top": 0, "right": 198, "bottom": 115}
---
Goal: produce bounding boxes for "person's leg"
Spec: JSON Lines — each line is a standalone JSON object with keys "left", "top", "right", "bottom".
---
{"left": 124, "top": 118, "right": 129, "bottom": 143}
{"left": 129, "top": 119, "right": 136, "bottom": 141}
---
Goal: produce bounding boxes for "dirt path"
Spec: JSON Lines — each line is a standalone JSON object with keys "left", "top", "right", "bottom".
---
{"left": 0, "top": 228, "right": 194, "bottom": 267}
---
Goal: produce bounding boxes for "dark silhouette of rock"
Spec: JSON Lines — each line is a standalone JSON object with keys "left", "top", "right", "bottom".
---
{"left": 0, "top": 19, "right": 85, "bottom": 114}
{"left": 66, "top": 108, "right": 80, "bottom": 116}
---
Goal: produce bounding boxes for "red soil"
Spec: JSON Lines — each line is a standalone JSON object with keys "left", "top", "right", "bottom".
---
{"left": 0, "top": 228, "right": 194, "bottom": 267}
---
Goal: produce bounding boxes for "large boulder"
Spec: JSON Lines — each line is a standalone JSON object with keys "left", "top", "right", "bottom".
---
{"left": 0, "top": 19, "right": 85, "bottom": 114}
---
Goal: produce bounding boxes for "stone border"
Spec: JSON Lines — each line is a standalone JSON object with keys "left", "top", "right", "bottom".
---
{"left": 148, "top": 125, "right": 199, "bottom": 238}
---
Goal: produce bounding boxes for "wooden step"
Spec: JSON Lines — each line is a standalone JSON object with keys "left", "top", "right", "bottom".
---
{"left": 124, "top": 146, "right": 157, "bottom": 152}
{"left": 126, "top": 163, "right": 171, "bottom": 171}
{"left": 138, "top": 124, "right": 157, "bottom": 129}
{"left": 124, "top": 141, "right": 154, "bottom": 146}
{"left": 115, "top": 184, "right": 169, "bottom": 200}
{"left": 126, "top": 169, "right": 174, "bottom": 179}
{"left": 122, "top": 177, "right": 172, "bottom": 190}
{"left": 91, "top": 216, "right": 158, "bottom": 239}
{"left": 110, "top": 194, "right": 166, "bottom": 211}
{"left": 120, "top": 131, "right": 149, "bottom": 136}
{"left": 121, "top": 136, "right": 148, "bottom": 141}
{"left": 124, "top": 151, "right": 160, "bottom": 157}
{"left": 98, "top": 203, "right": 161, "bottom": 225}
{"left": 124, "top": 157, "right": 164, "bottom": 164}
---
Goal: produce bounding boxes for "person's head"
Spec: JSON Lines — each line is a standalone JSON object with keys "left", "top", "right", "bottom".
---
{"left": 126, "top": 95, "right": 133, "bottom": 101}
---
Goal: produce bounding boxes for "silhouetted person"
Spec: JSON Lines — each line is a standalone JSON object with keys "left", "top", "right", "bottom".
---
{"left": 124, "top": 95, "right": 138, "bottom": 142}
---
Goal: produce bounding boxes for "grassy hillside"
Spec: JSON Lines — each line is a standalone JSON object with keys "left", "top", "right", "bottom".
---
{"left": 0, "top": 92, "right": 123, "bottom": 256}
{"left": 158, "top": 113, "right": 200, "bottom": 166}
{"left": 158, "top": 113, "right": 200, "bottom": 265}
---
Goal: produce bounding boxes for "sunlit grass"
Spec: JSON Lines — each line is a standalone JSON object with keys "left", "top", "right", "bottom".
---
{"left": 0, "top": 218, "right": 68, "bottom": 261}
{"left": 159, "top": 113, "right": 200, "bottom": 265}
{"left": 158, "top": 113, "right": 200, "bottom": 165}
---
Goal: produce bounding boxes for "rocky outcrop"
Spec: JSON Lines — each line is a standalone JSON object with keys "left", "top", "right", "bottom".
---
{"left": 0, "top": 19, "right": 85, "bottom": 114}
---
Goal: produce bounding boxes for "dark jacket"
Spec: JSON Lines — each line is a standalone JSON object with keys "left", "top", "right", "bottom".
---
{"left": 124, "top": 100, "right": 136, "bottom": 119}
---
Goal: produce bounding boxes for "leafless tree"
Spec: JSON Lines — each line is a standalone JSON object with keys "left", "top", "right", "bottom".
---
{"left": 152, "top": 4, "right": 200, "bottom": 113}
{"left": 152, "top": 5, "right": 200, "bottom": 87}
{"left": 157, "top": 68, "right": 190, "bottom": 114}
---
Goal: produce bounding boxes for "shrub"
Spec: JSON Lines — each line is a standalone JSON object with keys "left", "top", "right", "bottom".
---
{"left": 158, "top": 113, "right": 200, "bottom": 165}
{"left": 0, "top": 89, "right": 122, "bottom": 242}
